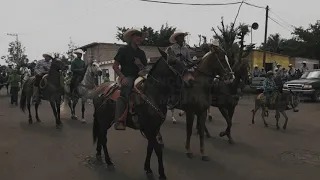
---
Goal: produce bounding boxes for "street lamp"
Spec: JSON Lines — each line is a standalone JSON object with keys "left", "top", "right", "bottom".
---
{"left": 250, "top": 22, "right": 259, "bottom": 44}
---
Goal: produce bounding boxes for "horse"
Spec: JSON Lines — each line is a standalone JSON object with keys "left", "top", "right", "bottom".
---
{"left": 92, "top": 48, "right": 192, "bottom": 180}
{"left": 251, "top": 89, "right": 299, "bottom": 129}
{"left": 60, "top": 61, "right": 102, "bottom": 123}
{"left": 166, "top": 44, "right": 234, "bottom": 161}
{"left": 20, "top": 58, "right": 67, "bottom": 129}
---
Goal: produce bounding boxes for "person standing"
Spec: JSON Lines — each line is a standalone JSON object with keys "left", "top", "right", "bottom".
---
{"left": 7, "top": 69, "right": 21, "bottom": 105}
{"left": 112, "top": 28, "right": 148, "bottom": 130}
{"left": 252, "top": 65, "right": 260, "bottom": 77}
{"left": 300, "top": 61, "right": 309, "bottom": 74}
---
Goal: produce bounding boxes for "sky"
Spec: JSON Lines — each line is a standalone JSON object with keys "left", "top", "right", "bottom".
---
{"left": 1, "top": 0, "right": 319, "bottom": 65}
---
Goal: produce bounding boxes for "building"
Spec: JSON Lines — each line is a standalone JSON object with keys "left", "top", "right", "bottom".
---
{"left": 290, "top": 57, "right": 319, "bottom": 70}
{"left": 247, "top": 50, "right": 290, "bottom": 72}
{"left": 77, "top": 42, "right": 199, "bottom": 81}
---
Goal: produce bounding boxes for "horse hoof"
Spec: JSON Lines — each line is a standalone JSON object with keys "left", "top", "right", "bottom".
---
{"left": 145, "top": 169, "right": 153, "bottom": 174}
{"left": 36, "top": 120, "right": 42, "bottom": 123}
{"left": 201, "top": 156, "right": 210, "bottom": 161}
{"left": 81, "top": 119, "right": 87, "bottom": 124}
{"left": 96, "top": 154, "right": 102, "bottom": 161}
{"left": 219, "top": 132, "right": 225, "bottom": 137}
{"left": 283, "top": 126, "right": 287, "bottom": 130}
{"left": 159, "top": 175, "right": 167, "bottom": 180}
{"left": 228, "top": 139, "right": 235, "bottom": 145}
{"left": 160, "top": 143, "right": 164, "bottom": 149}
{"left": 186, "top": 152, "right": 194, "bottom": 158}
{"left": 294, "top": 109, "right": 299, "bottom": 112}
{"left": 107, "top": 164, "right": 115, "bottom": 171}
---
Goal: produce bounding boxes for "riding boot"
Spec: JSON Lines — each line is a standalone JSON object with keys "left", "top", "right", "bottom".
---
{"left": 33, "top": 86, "right": 39, "bottom": 103}
{"left": 114, "top": 96, "right": 128, "bottom": 130}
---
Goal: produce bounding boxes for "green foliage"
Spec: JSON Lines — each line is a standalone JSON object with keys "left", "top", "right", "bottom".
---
{"left": 115, "top": 23, "right": 176, "bottom": 47}
{"left": 67, "top": 38, "right": 78, "bottom": 61}
{"left": 260, "top": 21, "right": 320, "bottom": 60}
{"left": 1, "top": 40, "right": 28, "bottom": 67}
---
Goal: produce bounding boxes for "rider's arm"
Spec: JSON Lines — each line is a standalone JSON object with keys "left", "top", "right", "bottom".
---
{"left": 113, "top": 47, "right": 126, "bottom": 80}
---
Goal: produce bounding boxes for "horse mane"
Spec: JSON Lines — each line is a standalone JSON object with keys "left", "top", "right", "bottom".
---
{"left": 147, "top": 56, "right": 163, "bottom": 76}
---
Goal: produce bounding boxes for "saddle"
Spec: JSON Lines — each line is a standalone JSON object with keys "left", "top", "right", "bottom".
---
{"left": 257, "top": 92, "right": 278, "bottom": 107}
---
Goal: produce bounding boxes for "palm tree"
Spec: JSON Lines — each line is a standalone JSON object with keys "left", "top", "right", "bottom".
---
{"left": 260, "top": 33, "right": 285, "bottom": 53}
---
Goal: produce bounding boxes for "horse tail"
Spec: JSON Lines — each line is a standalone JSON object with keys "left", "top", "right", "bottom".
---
{"left": 20, "top": 83, "right": 27, "bottom": 112}
{"left": 93, "top": 111, "right": 99, "bottom": 144}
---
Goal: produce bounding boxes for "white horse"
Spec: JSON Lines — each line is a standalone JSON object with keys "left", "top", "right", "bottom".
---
{"left": 60, "top": 61, "right": 102, "bottom": 123}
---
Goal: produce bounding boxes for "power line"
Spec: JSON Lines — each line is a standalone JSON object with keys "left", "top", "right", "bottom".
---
{"left": 137, "top": 0, "right": 243, "bottom": 6}
{"left": 268, "top": 16, "right": 294, "bottom": 33}
{"left": 233, "top": 0, "right": 245, "bottom": 26}
{"left": 243, "top": 2, "right": 264, "bottom": 9}
{"left": 269, "top": 9, "right": 296, "bottom": 29}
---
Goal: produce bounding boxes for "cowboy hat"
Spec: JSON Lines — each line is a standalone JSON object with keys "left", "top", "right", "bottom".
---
{"left": 74, "top": 49, "right": 83, "bottom": 55}
{"left": 212, "top": 39, "right": 220, "bottom": 47}
{"left": 288, "top": 64, "right": 293, "bottom": 67}
{"left": 254, "top": 64, "right": 258, "bottom": 67}
{"left": 169, "top": 31, "right": 188, "bottom": 44}
{"left": 302, "top": 61, "right": 307, "bottom": 64}
{"left": 123, "top": 28, "right": 148, "bottom": 43}
{"left": 43, "top": 53, "right": 53, "bottom": 59}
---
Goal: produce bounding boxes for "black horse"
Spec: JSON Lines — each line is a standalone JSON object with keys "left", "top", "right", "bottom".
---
{"left": 92, "top": 48, "right": 192, "bottom": 180}
{"left": 20, "top": 58, "right": 67, "bottom": 129}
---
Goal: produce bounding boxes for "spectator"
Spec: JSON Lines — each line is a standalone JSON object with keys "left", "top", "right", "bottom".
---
{"left": 300, "top": 61, "right": 309, "bottom": 74}
{"left": 7, "top": 69, "right": 21, "bottom": 105}
{"left": 252, "top": 64, "right": 260, "bottom": 77}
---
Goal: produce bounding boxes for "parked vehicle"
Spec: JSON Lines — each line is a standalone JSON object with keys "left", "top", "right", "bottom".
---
{"left": 250, "top": 76, "right": 266, "bottom": 93}
{"left": 283, "top": 69, "right": 320, "bottom": 102}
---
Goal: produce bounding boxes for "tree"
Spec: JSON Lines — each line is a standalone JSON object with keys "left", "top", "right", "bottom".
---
{"left": 67, "top": 38, "right": 78, "bottom": 61}
{"left": 1, "top": 40, "right": 28, "bottom": 67}
{"left": 260, "top": 33, "right": 286, "bottom": 53}
{"left": 115, "top": 23, "right": 176, "bottom": 47}
{"left": 211, "top": 18, "right": 253, "bottom": 67}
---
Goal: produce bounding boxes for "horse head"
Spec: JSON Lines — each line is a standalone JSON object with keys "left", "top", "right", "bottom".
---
{"left": 88, "top": 60, "right": 103, "bottom": 77}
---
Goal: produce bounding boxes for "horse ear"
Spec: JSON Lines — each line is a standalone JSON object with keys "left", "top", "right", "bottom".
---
{"left": 158, "top": 48, "right": 167, "bottom": 60}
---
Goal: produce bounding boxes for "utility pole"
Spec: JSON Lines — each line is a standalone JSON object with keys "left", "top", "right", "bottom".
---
{"left": 262, "top": 5, "right": 269, "bottom": 69}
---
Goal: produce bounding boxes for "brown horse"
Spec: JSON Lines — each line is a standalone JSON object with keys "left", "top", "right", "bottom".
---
{"left": 92, "top": 48, "right": 193, "bottom": 180}
{"left": 20, "top": 58, "right": 67, "bottom": 129}
{"left": 175, "top": 44, "right": 234, "bottom": 161}
{"left": 251, "top": 90, "right": 299, "bottom": 129}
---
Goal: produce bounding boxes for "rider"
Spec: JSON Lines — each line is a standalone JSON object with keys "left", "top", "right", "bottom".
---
{"left": 70, "top": 49, "right": 86, "bottom": 96}
{"left": 33, "top": 53, "right": 53, "bottom": 101}
{"left": 113, "top": 28, "right": 148, "bottom": 130}
{"left": 287, "top": 64, "right": 296, "bottom": 79}
{"left": 263, "top": 71, "right": 277, "bottom": 110}
{"left": 167, "top": 31, "right": 192, "bottom": 109}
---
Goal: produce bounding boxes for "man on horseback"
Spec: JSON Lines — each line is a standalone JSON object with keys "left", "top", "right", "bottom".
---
{"left": 33, "top": 53, "right": 53, "bottom": 102}
{"left": 167, "top": 31, "right": 192, "bottom": 66}
{"left": 263, "top": 71, "right": 277, "bottom": 111}
{"left": 113, "top": 28, "right": 148, "bottom": 130}
{"left": 70, "top": 49, "right": 85, "bottom": 96}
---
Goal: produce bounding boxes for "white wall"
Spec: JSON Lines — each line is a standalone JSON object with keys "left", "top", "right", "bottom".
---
{"left": 293, "top": 57, "right": 319, "bottom": 70}
{"left": 100, "top": 63, "right": 116, "bottom": 81}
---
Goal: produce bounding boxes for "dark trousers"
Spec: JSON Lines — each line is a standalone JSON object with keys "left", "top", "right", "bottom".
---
{"left": 120, "top": 76, "right": 135, "bottom": 100}
{"left": 11, "top": 87, "right": 19, "bottom": 104}
{"left": 34, "top": 74, "right": 43, "bottom": 87}
{"left": 264, "top": 91, "right": 272, "bottom": 105}
{"left": 70, "top": 75, "right": 82, "bottom": 94}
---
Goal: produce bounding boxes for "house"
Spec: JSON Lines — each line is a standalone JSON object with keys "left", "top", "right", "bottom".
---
{"left": 247, "top": 50, "right": 290, "bottom": 72}
{"left": 289, "top": 57, "right": 319, "bottom": 70}
{"left": 76, "top": 42, "right": 200, "bottom": 82}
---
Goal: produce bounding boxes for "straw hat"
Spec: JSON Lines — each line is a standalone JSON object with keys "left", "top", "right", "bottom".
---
{"left": 169, "top": 31, "right": 188, "bottom": 43}
{"left": 74, "top": 49, "right": 83, "bottom": 55}
{"left": 288, "top": 64, "right": 293, "bottom": 67}
{"left": 302, "top": 61, "right": 307, "bottom": 64}
{"left": 254, "top": 64, "right": 258, "bottom": 68}
{"left": 43, "top": 53, "right": 53, "bottom": 59}
{"left": 123, "top": 28, "right": 148, "bottom": 43}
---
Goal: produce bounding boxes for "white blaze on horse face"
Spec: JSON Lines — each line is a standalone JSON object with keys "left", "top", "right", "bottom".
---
{"left": 91, "top": 62, "right": 102, "bottom": 75}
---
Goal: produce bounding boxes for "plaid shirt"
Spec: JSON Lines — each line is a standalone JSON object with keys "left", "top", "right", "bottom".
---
{"left": 35, "top": 59, "right": 51, "bottom": 75}
{"left": 263, "top": 77, "right": 276, "bottom": 92}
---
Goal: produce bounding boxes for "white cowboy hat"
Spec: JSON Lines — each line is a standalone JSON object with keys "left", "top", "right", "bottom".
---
{"left": 288, "top": 64, "right": 293, "bottom": 67}
{"left": 302, "top": 61, "right": 307, "bottom": 64}
{"left": 169, "top": 31, "right": 188, "bottom": 44}
{"left": 123, "top": 28, "right": 148, "bottom": 43}
{"left": 43, "top": 53, "right": 53, "bottom": 59}
{"left": 74, "top": 49, "right": 83, "bottom": 55}
{"left": 254, "top": 64, "right": 258, "bottom": 67}
{"left": 212, "top": 39, "right": 220, "bottom": 47}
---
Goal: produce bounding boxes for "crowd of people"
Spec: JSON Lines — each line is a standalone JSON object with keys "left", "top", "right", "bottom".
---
{"left": 252, "top": 61, "right": 309, "bottom": 81}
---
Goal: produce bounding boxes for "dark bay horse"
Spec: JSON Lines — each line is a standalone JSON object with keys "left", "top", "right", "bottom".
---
{"left": 20, "top": 58, "right": 66, "bottom": 129}
{"left": 175, "top": 45, "right": 234, "bottom": 161}
{"left": 199, "top": 59, "right": 250, "bottom": 144}
{"left": 92, "top": 48, "right": 192, "bottom": 180}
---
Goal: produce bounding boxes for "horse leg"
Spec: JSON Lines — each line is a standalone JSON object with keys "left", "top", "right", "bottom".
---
{"left": 218, "top": 107, "right": 235, "bottom": 144}
{"left": 67, "top": 98, "right": 73, "bottom": 117}
{"left": 27, "top": 96, "right": 33, "bottom": 124}
{"left": 261, "top": 107, "right": 269, "bottom": 127}
{"left": 144, "top": 133, "right": 154, "bottom": 175}
{"left": 95, "top": 138, "right": 102, "bottom": 162}
{"left": 251, "top": 103, "right": 260, "bottom": 124}
{"left": 197, "top": 111, "right": 209, "bottom": 161}
{"left": 72, "top": 98, "right": 78, "bottom": 120}
{"left": 35, "top": 103, "right": 41, "bottom": 122}
{"left": 49, "top": 101, "right": 60, "bottom": 129}
{"left": 185, "top": 112, "right": 195, "bottom": 158}
{"left": 275, "top": 110, "right": 280, "bottom": 130}
{"left": 100, "top": 129, "right": 114, "bottom": 167}
{"left": 153, "top": 135, "right": 166, "bottom": 179}
{"left": 281, "top": 111, "right": 289, "bottom": 130}
{"left": 81, "top": 100, "right": 86, "bottom": 124}
{"left": 207, "top": 108, "right": 213, "bottom": 122}
{"left": 171, "top": 109, "right": 176, "bottom": 124}
{"left": 157, "top": 132, "right": 164, "bottom": 148}
{"left": 196, "top": 118, "right": 211, "bottom": 138}
{"left": 55, "top": 99, "right": 62, "bottom": 127}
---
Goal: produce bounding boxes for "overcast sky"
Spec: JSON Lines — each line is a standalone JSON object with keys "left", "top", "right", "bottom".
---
{"left": 0, "top": 0, "right": 319, "bottom": 65}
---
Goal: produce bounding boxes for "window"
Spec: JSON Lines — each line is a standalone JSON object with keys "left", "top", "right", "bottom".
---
{"left": 313, "top": 64, "right": 319, "bottom": 69}
{"left": 301, "top": 71, "right": 320, "bottom": 79}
